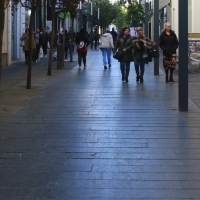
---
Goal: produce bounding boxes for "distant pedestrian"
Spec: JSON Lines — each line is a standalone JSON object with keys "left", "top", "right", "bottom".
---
{"left": 40, "top": 28, "right": 49, "bottom": 58}
{"left": 61, "top": 30, "right": 70, "bottom": 61}
{"left": 132, "top": 27, "right": 156, "bottom": 83}
{"left": 99, "top": 29, "right": 114, "bottom": 69}
{"left": 159, "top": 22, "right": 179, "bottom": 83}
{"left": 93, "top": 29, "right": 99, "bottom": 49}
{"left": 20, "top": 28, "right": 36, "bottom": 65}
{"left": 114, "top": 27, "right": 132, "bottom": 82}
{"left": 33, "top": 28, "right": 41, "bottom": 62}
{"left": 110, "top": 27, "right": 118, "bottom": 44}
{"left": 75, "top": 28, "right": 90, "bottom": 70}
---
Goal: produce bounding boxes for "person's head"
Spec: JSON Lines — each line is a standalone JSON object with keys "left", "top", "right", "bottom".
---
{"left": 25, "top": 28, "right": 29, "bottom": 34}
{"left": 165, "top": 22, "right": 171, "bottom": 32}
{"left": 106, "top": 28, "right": 110, "bottom": 33}
{"left": 123, "top": 27, "right": 130, "bottom": 36}
{"left": 136, "top": 27, "right": 143, "bottom": 36}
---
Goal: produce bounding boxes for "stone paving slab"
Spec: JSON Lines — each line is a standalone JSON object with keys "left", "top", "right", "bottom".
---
{"left": 1, "top": 49, "right": 200, "bottom": 199}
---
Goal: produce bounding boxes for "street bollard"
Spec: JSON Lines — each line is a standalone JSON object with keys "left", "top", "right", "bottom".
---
{"left": 57, "top": 43, "right": 64, "bottom": 69}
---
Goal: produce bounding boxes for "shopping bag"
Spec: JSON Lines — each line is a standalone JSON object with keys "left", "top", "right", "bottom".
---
{"left": 39, "top": 47, "right": 44, "bottom": 58}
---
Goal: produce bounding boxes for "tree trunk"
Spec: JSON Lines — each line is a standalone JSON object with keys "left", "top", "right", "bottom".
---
{"left": 47, "top": 1, "right": 56, "bottom": 76}
{"left": 27, "top": 8, "right": 35, "bottom": 89}
{"left": 0, "top": 0, "right": 5, "bottom": 82}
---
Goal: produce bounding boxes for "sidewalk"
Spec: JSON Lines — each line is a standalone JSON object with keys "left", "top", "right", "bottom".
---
{"left": 1, "top": 49, "right": 200, "bottom": 199}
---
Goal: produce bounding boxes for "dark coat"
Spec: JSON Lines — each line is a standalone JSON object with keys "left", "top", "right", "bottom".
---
{"left": 75, "top": 34, "right": 90, "bottom": 52}
{"left": 159, "top": 30, "right": 179, "bottom": 56}
{"left": 114, "top": 35, "right": 132, "bottom": 62}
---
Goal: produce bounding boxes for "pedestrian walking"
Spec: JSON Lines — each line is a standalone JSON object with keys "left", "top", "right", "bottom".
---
{"left": 110, "top": 27, "right": 118, "bottom": 45}
{"left": 132, "top": 27, "right": 156, "bottom": 83}
{"left": 159, "top": 22, "right": 179, "bottom": 83}
{"left": 114, "top": 27, "right": 132, "bottom": 82}
{"left": 75, "top": 28, "right": 90, "bottom": 70}
{"left": 33, "top": 28, "right": 41, "bottom": 62}
{"left": 40, "top": 28, "right": 49, "bottom": 58}
{"left": 61, "top": 30, "right": 70, "bottom": 61}
{"left": 93, "top": 29, "right": 99, "bottom": 49}
{"left": 20, "top": 28, "right": 36, "bottom": 65}
{"left": 99, "top": 29, "right": 114, "bottom": 69}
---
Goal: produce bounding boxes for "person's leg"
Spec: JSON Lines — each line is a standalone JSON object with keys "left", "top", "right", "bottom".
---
{"left": 107, "top": 48, "right": 111, "bottom": 67}
{"left": 102, "top": 49, "right": 107, "bottom": 68}
{"left": 165, "top": 69, "right": 169, "bottom": 83}
{"left": 42, "top": 43, "right": 47, "bottom": 57}
{"left": 36, "top": 45, "right": 40, "bottom": 60}
{"left": 82, "top": 51, "right": 87, "bottom": 67}
{"left": 139, "top": 58, "right": 146, "bottom": 83}
{"left": 169, "top": 68, "right": 174, "bottom": 82}
{"left": 134, "top": 60, "right": 140, "bottom": 82}
{"left": 77, "top": 51, "right": 82, "bottom": 69}
{"left": 125, "top": 62, "right": 130, "bottom": 82}
{"left": 120, "top": 61, "right": 125, "bottom": 81}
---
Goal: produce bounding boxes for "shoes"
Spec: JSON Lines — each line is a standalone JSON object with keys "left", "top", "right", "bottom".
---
{"left": 84, "top": 65, "right": 87, "bottom": 69}
{"left": 79, "top": 66, "right": 81, "bottom": 70}
{"left": 104, "top": 65, "right": 107, "bottom": 69}
{"left": 166, "top": 76, "right": 169, "bottom": 83}
{"left": 122, "top": 76, "right": 124, "bottom": 81}
{"left": 125, "top": 77, "right": 129, "bottom": 82}
{"left": 169, "top": 75, "right": 174, "bottom": 82}
{"left": 109, "top": 64, "right": 111, "bottom": 68}
{"left": 140, "top": 77, "right": 143, "bottom": 83}
{"left": 136, "top": 76, "right": 140, "bottom": 82}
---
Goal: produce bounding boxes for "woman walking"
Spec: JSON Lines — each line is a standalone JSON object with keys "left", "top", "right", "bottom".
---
{"left": 99, "top": 30, "right": 114, "bottom": 69}
{"left": 114, "top": 27, "right": 132, "bottom": 82}
{"left": 159, "top": 22, "right": 179, "bottom": 83}
{"left": 75, "top": 28, "right": 90, "bottom": 70}
{"left": 20, "top": 28, "right": 36, "bottom": 64}
{"left": 132, "top": 27, "right": 156, "bottom": 83}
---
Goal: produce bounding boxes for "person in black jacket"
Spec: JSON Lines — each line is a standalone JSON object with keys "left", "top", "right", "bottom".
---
{"left": 75, "top": 28, "right": 90, "bottom": 70}
{"left": 40, "top": 28, "right": 49, "bottom": 58}
{"left": 159, "top": 22, "right": 179, "bottom": 83}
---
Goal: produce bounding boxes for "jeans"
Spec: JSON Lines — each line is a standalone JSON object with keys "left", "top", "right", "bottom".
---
{"left": 120, "top": 61, "right": 130, "bottom": 78}
{"left": 134, "top": 57, "right": 146, "bottom": 77}
{"left": 77, "top": 51, "right": 87, "bottom": 66}
{"left": 102, "top": 48, "right": 111, "bottom": 66}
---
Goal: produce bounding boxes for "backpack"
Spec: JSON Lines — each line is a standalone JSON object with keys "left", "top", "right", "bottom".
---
{"left": 78, "top": 40, "right": 85, "bottom": 49}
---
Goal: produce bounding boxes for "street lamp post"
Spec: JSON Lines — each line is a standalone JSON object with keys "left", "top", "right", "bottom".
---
{"left": 154, "top": 0, "right": 159, "bottom": 75}
{"left": 90, "top": 1, "right": 93, "bottom": 49}
{"left": 79, "top": 1, "right": 82, "bottom": 30}
{"left": 145, "top": 0, "right": 149, "bottom": 37}
{"left": 178, "top": 0, "right": 188, "bottom": 111}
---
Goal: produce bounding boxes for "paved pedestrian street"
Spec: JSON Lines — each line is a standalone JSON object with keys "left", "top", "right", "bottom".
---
{"left": 1, "top": 49, "right": 200, "bottom": 199}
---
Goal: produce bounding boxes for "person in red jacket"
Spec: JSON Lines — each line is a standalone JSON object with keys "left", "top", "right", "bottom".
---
{"left": 75, "top": 29, "right": 90, "bottom": 70}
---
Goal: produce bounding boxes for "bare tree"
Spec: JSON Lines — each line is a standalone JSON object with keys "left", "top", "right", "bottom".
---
{"left": 20, "top": 0, "right": 41, "bottom": 89}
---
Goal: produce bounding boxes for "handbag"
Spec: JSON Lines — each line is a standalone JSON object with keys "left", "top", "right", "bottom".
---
{"left": 149, "top": 46, "right": 159, "bottom": 58}
{"left": 20, "top": 40, "right": 25, "bottom": 47}
{"left": 113, "top": 51, "right": 124, "bottom": 61}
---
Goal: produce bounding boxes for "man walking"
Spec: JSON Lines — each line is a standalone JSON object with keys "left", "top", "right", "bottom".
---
{"left": 110, "top": 27, "right": 118, "bottom": 44}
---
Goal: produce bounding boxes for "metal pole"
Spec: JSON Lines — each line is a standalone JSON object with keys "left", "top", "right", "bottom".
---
{"left": 153, "top": 0, "right": 159, "bottom": 75}
{"left": 145, "top": 2, "right": 149, "bottom": 37}
{"left": 98, "top": 8, "right": 100, "bottom": 35}
{"left": 178, "top": 0, "right": 188, "bottom": 111}
{"left": 90, "top": 1, "right": 93, "bottom": 49}
{"left": 79, "top": 1, "right": 82, "bottom": 30}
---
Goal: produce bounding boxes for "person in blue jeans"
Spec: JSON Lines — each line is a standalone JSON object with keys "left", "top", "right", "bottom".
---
{"left": 99, "top": 30, "right": 114, "bottom": 69}
{"left": 132, "top": 27, "right": 156, "bottom": 83}
{"left": 114, "top": 27, "right": 132, "bottom": 82}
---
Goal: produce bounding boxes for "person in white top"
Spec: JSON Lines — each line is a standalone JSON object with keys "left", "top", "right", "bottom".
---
{"left": 99, "top": 30, "right": 114, "bottom": 69}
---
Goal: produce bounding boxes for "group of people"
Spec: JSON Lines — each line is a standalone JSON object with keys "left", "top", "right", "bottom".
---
{"left": 20, "top": 28, "right": 49, "bottom": 64}
{"left": 98, "top": 22, "right": 179, "bottom": 83}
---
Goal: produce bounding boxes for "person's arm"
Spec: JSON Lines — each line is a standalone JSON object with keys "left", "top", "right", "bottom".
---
{"left": 20, "top": 33, "right": 26, "bottom": 41}
{"left": 159, "top": 33, "right": 165, "bottom": 51}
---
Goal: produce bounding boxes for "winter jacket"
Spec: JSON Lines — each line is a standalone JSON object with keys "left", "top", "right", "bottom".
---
{"left": 159, "top": 30, "right": 179, "bottom": 56}
{"left": 114, "top": 35, "right": 132, "bottom": 62}
{"left": 99, "top": 33, "right": 114, "bottom": 49}
{"left": 75, "top": 34, "right": 90, "bottom": 52}
{"left": 20, "top": 33, "right": 36, "bottom": 51}
{"left": 131, "top": 35, "right": 154, "bottom": 61}
{"left": 40, "top": 31, "right": 49, "bottom": 45}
